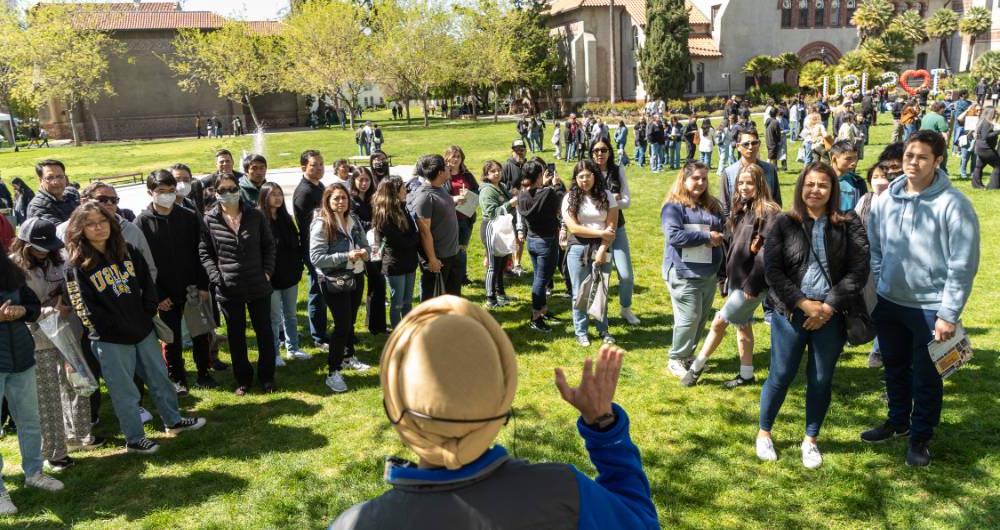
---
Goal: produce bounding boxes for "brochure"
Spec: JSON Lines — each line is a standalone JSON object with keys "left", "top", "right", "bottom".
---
{"left": 455, "top": 190, "right": 480, "bottom": 218}
{"left": 928, "top": 324, "right": 973, "bottom": 379}
{"left": 681, "top": 223, "right": 712, "bottom": 264}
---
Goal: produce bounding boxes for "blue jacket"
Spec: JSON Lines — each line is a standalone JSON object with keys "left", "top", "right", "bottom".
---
{"left": 869, "top": 170, "right": 980, "bottom": 323}
{"left": 330, "top": 404, "right": 658, "bottom": 530}
{"left": 661, "top": 202, "right": 725, "bottom": 280}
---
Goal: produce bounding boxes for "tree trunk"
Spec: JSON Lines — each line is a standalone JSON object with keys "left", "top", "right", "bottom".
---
{"left": 68, "top": 102, "right": 79, "bottom": 146}
{"left": 244, "top": 95, "right": 262, "bottom": 132}
{"left": 405, "top": 100, "right": 411, "bottom": 124}
{"left": 3, "top": 104, "right": 15, "bottom": 150}
{"left": 421, "top": 95, "right": 429, "bottom": 127}
{"left": 493, "top": 82, "right": 500, "bottom": 123}
{"left": 966, "top": 37, "right": 977, "bottom": 72}
{"left": 471, "top": 91, "right": 478, "bottom": 121}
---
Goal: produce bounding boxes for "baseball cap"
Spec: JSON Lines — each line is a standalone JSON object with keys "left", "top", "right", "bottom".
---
{"left": 17, "top": 218, "right": 64, "bottom": 253}
{"left": 511, "top": 139, "right": 526, "bottom": 149}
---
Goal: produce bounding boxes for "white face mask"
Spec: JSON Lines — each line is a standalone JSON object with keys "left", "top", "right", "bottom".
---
{"left": 175, "top": 181, "right": 191, "bottom": 198}
{"left": 154, "top": 192, "right": 176, "bottom": 208}
{"left": 218, "top": 191, "right": 241, "bottom": 206}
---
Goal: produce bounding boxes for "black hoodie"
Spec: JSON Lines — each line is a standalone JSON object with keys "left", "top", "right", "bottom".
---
{"left": 136, "top": 203, "right": 210, "bottom": 305}
{"left": 67, "top": 245, "right": 158, "bottom": 345}
{"left": 516, "top": 186, "right": 563, "bottom": 239}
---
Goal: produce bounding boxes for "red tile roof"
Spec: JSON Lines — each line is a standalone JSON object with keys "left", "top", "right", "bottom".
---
{"left": 92, "top": 2, "right": 180, "bottom": 12}
{"left": 689, "top": 36, "right": 721, "bottom": 57}
{"left": 78, "top": 11, "right": 226, "bottom": 30}
{"left": 551, "top": 0, "right": 710, "bottom": 27}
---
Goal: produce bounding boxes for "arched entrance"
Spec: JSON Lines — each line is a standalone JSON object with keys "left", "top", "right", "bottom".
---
{"left": 787, "top": 41, "right": 843, "bottom": 85}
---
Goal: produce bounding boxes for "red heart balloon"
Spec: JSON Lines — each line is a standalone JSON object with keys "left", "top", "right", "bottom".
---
{"left": 899, "top": 69, "right": 931, "bottom": 96}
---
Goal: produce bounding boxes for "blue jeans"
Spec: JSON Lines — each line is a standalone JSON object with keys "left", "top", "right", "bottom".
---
{"left": 386, "top": 272, "right": 416, "bottom": 327}
{"left": 566, "top": 244, "right": 611, "bottom": 337}
{"left": 649, "top": 142, "right": 664, "bottom": 171}
{"left": 699, "top": 151, "right": 712, "bottom": 168}
{"left": 0, "top": 367, "right": 43, "bottom": 478}
{"left": 669, "top": 141, "right": 682, "bottom": 169}
{"left": 270, "top": 285, "right": 300, "bottom": 354}
{"left": 527, "top": 236, "right": 559, "bottom": 311}
{"left": 759, "top": 309, "right": 845, "bottom": 437}
{"left": 566, "top": 142, "right": 576, "bottom": 161}
{"left": 872, "top": 297, "right": 943, "bottom": 443}
{"left": 789, "top": 121, "right": 801, "bottom": 142}
{"left": 718, "top": 144, "right": 732, "bottom": 171}
{"left": 960, "top": 147, "right": 977, "bottom": 179}
{"left": 93, "top": 332, "right": 182, "bottom": 443}
{"left": 610, "top": 225, "right": 634, "bottom": 309}
{"left": 634, "top": 142, "right": 646, "bottom": 166}
{"left": 305, "top": 262, "right": 328, "bottom": 345}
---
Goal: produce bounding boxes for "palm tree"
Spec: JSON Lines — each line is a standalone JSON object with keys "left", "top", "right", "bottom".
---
{"left": 972, "top": 50, "right": 1000, "bottom": 84}
{"left": 851, "top": 0, "right": 895, "bottom": 48}
{"left": 888, "top": 9, "right": 928, "bottom": 47}
{"left": 960, "top": 6, "right": 992, "bottom": 72}
{"left": 742, "top": 55, "right": 778, "bottom": 89}
{"left": 926, "top": 7, "right": 959, "bottom": 70}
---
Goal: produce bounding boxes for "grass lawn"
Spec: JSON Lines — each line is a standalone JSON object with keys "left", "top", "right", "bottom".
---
{"left": 0, "top": 114, "right": 997, "bottom": 529}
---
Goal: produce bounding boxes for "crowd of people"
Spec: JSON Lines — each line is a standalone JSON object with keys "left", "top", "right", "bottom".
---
{"left": 0, "top": 89, "right": 984, "bottom": 523}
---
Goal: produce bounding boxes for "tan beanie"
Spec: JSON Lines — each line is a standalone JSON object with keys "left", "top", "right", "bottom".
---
{"left": 381, "top": 295, "right": 517, "bottom": 470}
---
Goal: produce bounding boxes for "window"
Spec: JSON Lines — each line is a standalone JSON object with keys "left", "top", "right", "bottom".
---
{"left": 799, "top": 0, "right": 810, "bottom": 27}
{"left": 697, "top": 62, "right": 705, "bottom": 93}
{"left": 831, "top": 0, "right": 841, "bottom": 26}
{"left": 815, "top": 0, "right": 825, "bottom": 27}
{"left": 916, "top": 52, "right": 927, "bottom": 69}
{"left": 632, "top": 26, "right": 640, "bottom": 50}
{"left": 846, "top": 0, "right": 856, "bottom": 26}
{"left": 711, "top": 5, "right": 720, "bottom": 32}
{"left": 781, "top": 0, "right": 793, "bottom": 27}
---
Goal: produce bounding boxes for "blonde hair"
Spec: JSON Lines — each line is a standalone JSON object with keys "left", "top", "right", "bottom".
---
{"left": 729, "top": 164, "right": 780, "bottom": 228}
{"left": 663, "top": 162, "right": 722, "bottom": 215}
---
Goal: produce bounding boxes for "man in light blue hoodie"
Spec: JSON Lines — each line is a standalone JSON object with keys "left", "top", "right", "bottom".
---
{"left": 861, "top": 131, "right": 980, "bottom": 467}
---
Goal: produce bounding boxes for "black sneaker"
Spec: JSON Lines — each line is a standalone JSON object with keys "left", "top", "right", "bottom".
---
{"left": 861, "top": 422, "right": 910, "bottom": 443}
{"left": 211, "top": 359, "right": 229, "bottom": 371}
{"left": 44, "top": 456, "right": 75, "bottom": 471}
{"left": 195, "top": 374, "right": 219, "bottom": 389}
{"left": 126, "top": 437, "right": 160, "bottom": 454}
{"left": 529, "top": 318, "right": 552, "bottom": 333}
{"left": 680, "top": 367, "right": 703, "bottom": 387}
{"left": 722, "top": 374, "right": 756, "bottom": 389}
{"left": 541, "top": 312, "right": 562, "bottom": 323}
{"left": 906, "top": 441, "right": 931, "bottom": 467}
{"left": 166, "top": 417, "right": 206, "bottom": 434}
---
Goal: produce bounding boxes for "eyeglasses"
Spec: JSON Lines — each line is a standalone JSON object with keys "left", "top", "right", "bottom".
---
{"left": 84, "top": 219, "right": 110, "bottom": 230}
{"left": 41, "top": 175, "right": 64, "bottom": 182}
{"left": 94, "top": 196, "right": 119, "bottom": 205}
{"left": 739, "top": 140, "right": 761, "bottom": 148}
{"left": 216, "top": 187, "right": 239, "bottom": 194}
{"left": 592, "top": 148, "right": 609, "bottom": 154}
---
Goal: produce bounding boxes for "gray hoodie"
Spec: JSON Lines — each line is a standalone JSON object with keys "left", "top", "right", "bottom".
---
{"left": 868, "top": 169, "right": 980, "bottom": 323}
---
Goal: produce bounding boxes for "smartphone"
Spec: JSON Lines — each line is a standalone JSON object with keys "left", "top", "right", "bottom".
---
{"left": 546, "top": 163, "right": 556, "bottom": 174}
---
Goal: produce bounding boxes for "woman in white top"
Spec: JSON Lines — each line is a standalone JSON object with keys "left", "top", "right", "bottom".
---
{"left": 698, "top": 118, "right": 715, "bottom": 168}
{"left": 561, "top": 159, "right": 618, "bottom": 346}
{"left": 800, "top": 112, "right": 826, "bottom": 165}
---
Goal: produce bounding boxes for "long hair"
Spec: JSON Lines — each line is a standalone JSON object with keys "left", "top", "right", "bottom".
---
{"left": 444, "top": 145, "right": 470, "bottom": 176}
{"left": 350, "top": 166, "right": 375, "bottom": 204}
{"left": 257, "top": 181, "right": 292, "bottom": 225}
{"left": 372, "top": 178, "right": 409, "bottom": 234}
{"left": 65, "top": 202, "right": 127, "bottom": 270}
{"left": 589, "top": 138, "right": 619, "bottom": 189}
{"left": 9, "top": 238, "right": 64, "bottom": 272}
{"left": 664, "top": 161, "right": 722, "bottom": 215}
{"left": 789, "top": 162, "right": 848, "bottom": 225}
{"left": 566, "top": 159, "right": 609, "bottom": 219}
{"left": 0, "top": 251, "right": 25, "bottom": 292}
{"left": 318, "top": 183, "right": 351, "bottom": 241}
{"left": 728, "top": 164, "right": 780, "bottom": 230}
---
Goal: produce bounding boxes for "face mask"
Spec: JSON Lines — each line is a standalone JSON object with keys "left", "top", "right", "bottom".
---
{"left": 218, "top": 192, "right": 241, "bottom": 206}
{"left": 872, "top": 180, "right": 890, "bottom": 195}
{"left": 175, "top": 181, "right": 191, "bottom": 197}
{"left": 154, "top": 192, "right": 176, "bottom": 208}
{"left": 372, "top": 160, "right": 386, "bottom": 171}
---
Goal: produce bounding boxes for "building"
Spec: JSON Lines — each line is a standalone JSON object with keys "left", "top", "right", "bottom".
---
{"left": 958, "top": 0, "right": 1000, "bottom": 73}
{"left": 549, "top": 0, "right": 958, "bottom": 102}
{"left": 38, "top": 1, "right": 305, "bottom": 142}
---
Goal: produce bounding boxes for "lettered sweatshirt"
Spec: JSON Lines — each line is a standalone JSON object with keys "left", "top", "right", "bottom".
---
{"left": 66, "top": 245, "right": 158, "bottom": 345}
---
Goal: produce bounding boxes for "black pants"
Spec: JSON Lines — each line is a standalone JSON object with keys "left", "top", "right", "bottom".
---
{"left": 364, "top": 262, "right": 387, "bottom": 334}
{"left": 160, "top": 298, "right": 211, "bottom": 385}
{"left": 972, "top": 149, "right": 1000, "bottom": 189}
{"left": 320, "top": 280, "right": 357, "bottom": 373}
{"left": 420, "top": 254, "right": 462, "bottom": 302}
{"left": 219, "top": 296, "right": 276, "bottom": 388}
{"left": 349, "top": 272, "right": 364, "bottom": 356}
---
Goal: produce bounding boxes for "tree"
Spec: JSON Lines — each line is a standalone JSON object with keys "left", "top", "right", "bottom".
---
{"left": 887, "top": 9, "right": 928, "bottom": 47}
{"left": 161, "top": 20, "right": 287, "bottom": 132}
{"left": 638, "top": 0, "right": 692, "bottom": 99}
{"left": 457, "top": 0, "right": 522, "bottom": 122}
{"left": 743, "top": 55, "right": 779, "bottom": 89}
{"left": 926, "top": 7, "right": 959, "bottom": 71}
{"left": 960, "top": 7, "right": 992, "bottom": 72}
{"left": 0, "top": 8, "right": 31, "bottom": 149}
{"left": 797, "top": 60, "right": 829, "bottom": 93}
{"left": 27, "top": 4, "right": 123, "bottom": 145}
{"left": 972, "top": 51, "right": 1000, "bottom": 84}
{"left": 851, "top": 0, "right": 895, "bottom": 48}
{"left": 833, "top": 50, "right": 882, "bottom": 85}
{"left": 282, "top": 0, "right": 371, "bottom": 129}
{"left": 508, "top": 0, "right": 567, "bottom": 113}
{"left": 861, "top": 25, "right": 917, "bottom": 69}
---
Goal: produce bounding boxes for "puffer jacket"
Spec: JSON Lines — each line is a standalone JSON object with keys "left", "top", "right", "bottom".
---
{"left": 764, "top": 212, "right": 869, "bottom": 317}
{"left": 309, "top": 214, "right": 370, "bottom": 276}
{"left": 0, "top": 284, "right": 41, "bottom": 373}
{"left": 200, "top": 203, "right": 275, "bottom": 302}
{"left": 26, "top": 189, "right": 79, "bottom": 225}
{"left": 136, "top": 204, "right": 208, "bottom": 305}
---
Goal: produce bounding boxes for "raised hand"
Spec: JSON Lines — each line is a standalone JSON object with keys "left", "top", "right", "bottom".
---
{"left": 554, "top": 344, "right": 624, "bottom": 424}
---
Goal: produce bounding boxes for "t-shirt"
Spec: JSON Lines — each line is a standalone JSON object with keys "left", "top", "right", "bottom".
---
{"left": 840, "top": 174, "right": 858, "bottom": 211}
{"left": 560, "top": 191, "right": 618, "bottom": 246}
{"left": 412, "top": 185, "right": 459, "bottom": 259}
{"left": 919, "top": 111, "right": 949, "bottom": 134}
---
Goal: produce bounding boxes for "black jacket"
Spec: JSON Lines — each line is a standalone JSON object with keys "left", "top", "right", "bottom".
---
{"left": 292, "top": 177, "right": 325, "bottom": 255}
{"left": 26, "top": 189, "right": 79, "bottom": 225}
{"left": 67, "top": 246, "right": 158, "bottom": 345}
{"left": 13, "top": 188, "right": 34, "bottom": 225}
{"left": 500, "top": 158, "right": 524, "bottom": 192}
{"left": 136, "top": 204, "right": 210, "bottom": 305}
{"left": 378, "top": 209, "right": 419, "bottom": 276}
{"left": 267, "top": 211, "right": 303, "bottom": 290}
{"left": 0, "top": 284, "right": 41, "bottom": 373}
{"left": 721, "top": 208, "right": 775, "bottom": 298}
{"left": 200, "top": 203, "right": 276, "bottom": 302}
{"left": 517, "top": 186, "right": 563, "bottom": 239}
{"left": 764, "top": 213, "right": 869, "bottom": 317}
{"left": 645, "top": 121, "right": 664, "bottom": 144}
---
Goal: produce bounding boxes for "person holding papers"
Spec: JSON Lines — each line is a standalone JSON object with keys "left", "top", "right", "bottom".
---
{"left": 660, "top": 162, "right": 725, "bottom": 379}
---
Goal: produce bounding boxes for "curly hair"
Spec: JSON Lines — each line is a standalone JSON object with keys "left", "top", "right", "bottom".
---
{"left": 566, "top": 159, "right": 608, "bottom": 220}
{"left": 65, "top": 202, "right": 127, "bottom": 270}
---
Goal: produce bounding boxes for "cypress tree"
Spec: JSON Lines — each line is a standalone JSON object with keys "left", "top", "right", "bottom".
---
{"left": 638, "top": 0, "right": 693, "bottom": 99}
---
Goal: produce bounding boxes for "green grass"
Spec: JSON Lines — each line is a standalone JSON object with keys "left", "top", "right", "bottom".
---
{"left": 0, "top": 114, "right": 998, "bottom": 529}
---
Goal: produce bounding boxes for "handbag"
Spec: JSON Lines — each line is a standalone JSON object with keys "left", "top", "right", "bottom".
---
{"left": 748, "top": 216, "right": 764, "bottom": 256}
{"left": 322, "top": 268, "right": 356, "bottom": 293}
{"left": 801, "top": 225, "right": 876, "bottom": 346}
{"left": 152, "top": 315, "right": 174, "bottom": 344}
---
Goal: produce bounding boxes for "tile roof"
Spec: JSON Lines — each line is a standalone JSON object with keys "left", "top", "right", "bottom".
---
{"left": 78, "top": 11, "right": 226, "bottom": 30}
{"left": 91, "top": 2, "right": 180, "bottom": 11}
{"left": 688, "top": 36, "right": 721, "bottom": 57}
{"left": 550, "top": 0, "right": 711, "bottom": 28}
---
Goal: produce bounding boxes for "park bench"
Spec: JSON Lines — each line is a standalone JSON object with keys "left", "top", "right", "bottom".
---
{"left": 92, "top": 172, "right": 143, "bottom": 186}
{"left": 347, "top": 154, "right": 393, "bottom": 167}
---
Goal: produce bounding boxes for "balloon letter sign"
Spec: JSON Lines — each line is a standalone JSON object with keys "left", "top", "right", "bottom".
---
{"left": 821, "top": 69, "right": 947, "bottom": 98}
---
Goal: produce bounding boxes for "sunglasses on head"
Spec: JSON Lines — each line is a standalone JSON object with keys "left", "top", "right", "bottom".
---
{"left": 95, "top": 196, "right": 119, "bottom": 205}
{"left": 740, "top": 140, "right": 761, "bottom": 148}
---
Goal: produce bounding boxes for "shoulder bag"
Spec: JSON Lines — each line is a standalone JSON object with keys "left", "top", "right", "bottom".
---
{"left": 801, "top": 225, "right": 876, "bottom": 346}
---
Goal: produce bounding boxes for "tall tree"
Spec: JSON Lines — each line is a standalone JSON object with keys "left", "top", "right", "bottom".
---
{"left": 638, "top": 0, "right": 692, "bottom": 99}
{"left": 0, "top": 8, "right": 30, "bottom": 149}
{"left": 972, "top": 51, "right": 1000, "bottom": 84}
{"left": 161, "top": 20, "right": 287, "bottom": 132}
{"left": 27, "top": 4, "right": 123, "bottom": 145}
{"left": 926, "top": 7, "right": 959, "bottom": 70}
{"left": 282, "top": 0, "right": 370, "bottom": 129}
{"left": 458, "top": 0, "right": 522, "bottom": 122}
{"left": 960, "top": 6, "right": 992, "bottom": 72}
{"left": 742, "top": 55, "right": 778, "bottom": 89}
{"left": 851, "top": 0, "right": 895, "bottom": 48}
{"left": 509, "top": 0, "right": 566, "bottom": 113}
{"left": 797, "top": 60, "right": 829, "bottom": 93}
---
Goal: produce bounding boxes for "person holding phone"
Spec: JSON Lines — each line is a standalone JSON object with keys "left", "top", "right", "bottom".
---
{"left": 517, "top": 160, "right": 564, "bottom": 332}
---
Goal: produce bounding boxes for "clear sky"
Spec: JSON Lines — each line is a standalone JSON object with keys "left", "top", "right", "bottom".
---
{"left": 19, "top": 1, "right": 291, "bottom": 20}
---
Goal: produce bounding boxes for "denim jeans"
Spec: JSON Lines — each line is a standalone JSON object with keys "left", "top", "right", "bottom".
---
{"left": 699, "top": 151, "right": 712, "bottom": 168}
{"left": 270, "top": 285, "right": 300, "bottom": 354}
{"left": 527, "top": 236, "right": 559, "bottom": 311}
{"left": 789, "top": 121, "right": 800, "bottom": 142}
{"left": 718, "top": 144, "right": 732, "bottom": 171}
{"left": 960, "top": 147, "right": 977, "bottom": 179}
{"left": 0, "top": 367, "right": 43, "bottom": 477}
{"left": 669, "top": 141, "right": 682, "bottom": 169}
{"left": 650, "top": 142, "right": 665, "bottom": 171}
{"left": 666, "top": 267, "right": 717, "bottom": 359}
{"left": 386, "top": 272, "right": 415, "bottom": 327}
{"left": 610, "top": 225, "right": 634, "bottom": 309}
{"left": 566, "top": 142, "right": 576, "bottom": 161}
{"left": 93, "top": 332, "right": 182, "bottom": 443}
{"left": 872, "top": 297, "right": 943, "bottom": 443}
{"left": 305, "top": 262, "right": 328, "bottom": 345}
{"left": 759, "top": 309, "right": 845, "bottom": 437}
{"left": 634, "top": 141, "right": 646, "bottom": 166}
{"left": 566, "top": 244, "right": 611, "bottom": 337}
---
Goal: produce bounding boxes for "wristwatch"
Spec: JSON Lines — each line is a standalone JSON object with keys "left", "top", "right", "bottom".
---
{"left": 586, "top": 412, "right": 616, "bottom": 432}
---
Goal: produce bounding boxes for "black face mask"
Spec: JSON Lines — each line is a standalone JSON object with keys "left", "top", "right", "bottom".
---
{"left": 372, "top": 161, "right": 387, "bottom": 174}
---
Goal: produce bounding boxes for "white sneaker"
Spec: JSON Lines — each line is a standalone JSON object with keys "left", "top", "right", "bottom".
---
{"left": 275, "top": 355, "right": 286, "bottom": 367}
{"left": 138, "top": 407, "right": 153, "bottom": 424}
{"left": 289, "top": 349, "right": 311, "bottom": 360}
{"left": 668, "top": 359, "right": 689, "bottom": 378}
{"left": 620, "top": 307, "right": 641, "bottom": 325}
{"left": 343, "top": 357, "right": 371, "bottom": 372}
{"left": 867, "top": 351, "right": 883, "bottom": 368}
{"left": 325, "top": 372, "right": 348, "bottom": 393}
{"left": 24, "top": 472, "right": 64, "bottom": 492}
{"left": 756, "top": 436, "right": 777, "bottom": 462}
{"left": 316, "top": 343, "right": 330, "bottom": 353}
{"left": 0, "top": 490, "right": 16, "bottom": 514}
{"left": 801, "top": 440, "right": 823, "bottom": 469}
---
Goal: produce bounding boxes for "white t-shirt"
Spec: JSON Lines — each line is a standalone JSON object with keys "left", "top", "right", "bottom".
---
{"left": 561, "top": 190, "right": 618, "bottom": 230}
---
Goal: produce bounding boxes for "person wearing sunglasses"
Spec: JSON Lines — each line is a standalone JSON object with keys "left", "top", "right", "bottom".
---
{"left": 26, "top": 160, "right": 79, "bottom": 225}
{"left": 720, "top": 129, "right": 782, "bottom": 219}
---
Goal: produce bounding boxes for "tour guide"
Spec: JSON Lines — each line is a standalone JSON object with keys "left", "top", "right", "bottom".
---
{"left": 330, "top": 296, "right": 658, "bottom": 530}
